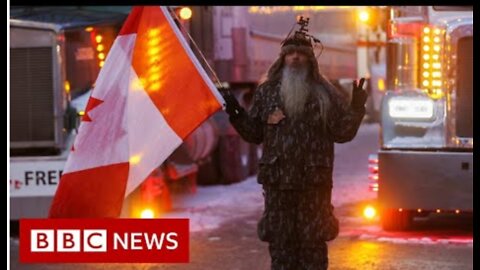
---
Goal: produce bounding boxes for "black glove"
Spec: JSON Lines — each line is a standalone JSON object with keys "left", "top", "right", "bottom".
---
{"left": 222, "top": 90, "right": 245, "bottom": 119}
{"left": 351, "top": 78, "right": 368, "bottom": 112}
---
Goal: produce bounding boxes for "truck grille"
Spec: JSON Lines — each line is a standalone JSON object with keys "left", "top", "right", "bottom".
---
{"left": 10, "top": 47, "right": 54, "bottom": 145}
{"left": 455, "top": 37, "right": 473, "bottom": 137}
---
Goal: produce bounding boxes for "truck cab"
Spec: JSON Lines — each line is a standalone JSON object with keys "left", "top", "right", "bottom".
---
{"left": 9, "top": 8, "right": 127, "bottom": 220}
{"left": 370, "top": 6, "right": 473, "bottom": 230}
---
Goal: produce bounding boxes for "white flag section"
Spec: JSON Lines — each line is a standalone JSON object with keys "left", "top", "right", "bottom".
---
{"left": 49, "top": 6, "right": 224, "bottom": 218}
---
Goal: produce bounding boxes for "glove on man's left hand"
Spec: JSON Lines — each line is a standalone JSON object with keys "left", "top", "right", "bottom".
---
{"left": 351, "top": 78, "right": 368, "bottom": 112}
{"left": 222, "top": 90, "right": 245, "bottom": 119}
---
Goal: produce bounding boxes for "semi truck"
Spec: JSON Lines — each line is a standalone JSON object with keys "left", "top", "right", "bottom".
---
{"left": 9, "top": 10, "right": 126, "bottom": 220}
{"left": 367, "top": 6, "right": 473, "bottom": 230}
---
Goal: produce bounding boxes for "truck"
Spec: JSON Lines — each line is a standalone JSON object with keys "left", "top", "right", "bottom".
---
{"left": 9, "top": 9, "right": 122, "bottom": 220}
{"left": 367, "top": 6, "right": 473, "bottom": 230}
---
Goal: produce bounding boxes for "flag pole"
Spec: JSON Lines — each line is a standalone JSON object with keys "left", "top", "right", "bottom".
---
{"left": 167, "top": 7, "right": 226, "bottom": 91}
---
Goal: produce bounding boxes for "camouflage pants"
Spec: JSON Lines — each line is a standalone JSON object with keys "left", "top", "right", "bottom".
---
{"left": 258, "top": 187, "right": 338, "bottom": 270}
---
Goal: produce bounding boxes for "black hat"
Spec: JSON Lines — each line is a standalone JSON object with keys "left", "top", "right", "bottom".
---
{"left": 281, "top": 31, "right": 313, "bottom": 48}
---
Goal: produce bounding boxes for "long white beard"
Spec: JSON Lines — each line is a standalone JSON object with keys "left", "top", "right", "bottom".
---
{"left": 280, "top": 66, "right": 310, "bottom": 118}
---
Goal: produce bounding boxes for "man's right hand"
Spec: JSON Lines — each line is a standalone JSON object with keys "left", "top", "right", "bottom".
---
{"left": 222, "top": 90, "right": 244, "bottom": 118}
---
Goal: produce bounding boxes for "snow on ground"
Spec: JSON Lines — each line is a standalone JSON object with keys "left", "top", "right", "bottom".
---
{"left": 163, "top": 176, "right": 264, "bottom": 232}
{"left": 339, "top": 224, "right": 473, "bottom": 246}
{"left": 374, "top": 236, "right": 473, "bottom": 246}
{"left": 164, "top": 123, "right": 380, "bottom": 232}
{"left": 332, "top": 123, "right": 379, "bottom": 207}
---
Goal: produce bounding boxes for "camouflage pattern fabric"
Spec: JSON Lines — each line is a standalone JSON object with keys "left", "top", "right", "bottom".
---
{"left": 230, "top": 79, "right": 365, "bottom": 190}
{"left": 258, "top": 187, "right": 339, "bottom": 247}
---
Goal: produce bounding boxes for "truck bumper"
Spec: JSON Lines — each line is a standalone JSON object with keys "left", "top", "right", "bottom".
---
{"left": 378, "top": 150, "right": 473, "bottom": 211}
{"left": 10, "top": 197, "right": 53, "bottom": 220}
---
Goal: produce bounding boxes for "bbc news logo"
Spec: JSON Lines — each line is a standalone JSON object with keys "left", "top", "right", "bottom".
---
{"left": 20, "top": 219, "right": 189, "bottom": 263}
{"left": 31, "top": 229, "right": 108, "bottom": 252}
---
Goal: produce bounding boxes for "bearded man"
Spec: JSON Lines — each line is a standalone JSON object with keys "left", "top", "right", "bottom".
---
{"left": 223, "top": 30, "right": 368, "bottom": 270}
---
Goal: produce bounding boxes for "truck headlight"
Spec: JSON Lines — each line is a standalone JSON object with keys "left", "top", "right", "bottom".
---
{"left": 388, "top": 97, "right": 434, "bottom": 119}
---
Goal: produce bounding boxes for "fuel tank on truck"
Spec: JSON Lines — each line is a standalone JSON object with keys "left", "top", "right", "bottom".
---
{"left": 169, "top": 119, "right": 220, "bottom": 166}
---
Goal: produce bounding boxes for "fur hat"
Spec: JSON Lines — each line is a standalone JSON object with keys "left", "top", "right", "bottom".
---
{"left": 264, "top": 31, "right": 337, "bottom": 99}
{"left": 281, "top": 32, "right": 313, "bottom": 48}
{"left": 266, "top": 32, "right": 319, "bottom": 83}
{"left": 260, "top": 19, "right": 339, "bottom": 103}
{"left": 279, "top": 32, "right": 314, "bottom": 56}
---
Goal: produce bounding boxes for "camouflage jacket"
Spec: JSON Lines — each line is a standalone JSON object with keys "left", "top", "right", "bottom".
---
{"left": 230, "top": 80, "right": 365, "bottom": 190}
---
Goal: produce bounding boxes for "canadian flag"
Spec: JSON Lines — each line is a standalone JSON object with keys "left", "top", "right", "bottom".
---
{"left": 49, "top": 6, "right": 224, "bottom": 218}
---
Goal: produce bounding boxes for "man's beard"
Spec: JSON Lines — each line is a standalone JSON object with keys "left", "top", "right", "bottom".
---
{"left": 280, "top": 66, "right": 310, "bottom": 118}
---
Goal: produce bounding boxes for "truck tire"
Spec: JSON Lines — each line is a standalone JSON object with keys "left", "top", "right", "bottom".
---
{"left": 217, "top": 134, "right": 249, "bottom": 184}
{"left": 196, "top": 154, "right": 222, "bottom": 185}
{"left": 381, "top": 209, "right": 413, "bottom": 231}
{"left": 197, "top": 135, "right": 257, "bottom": 185}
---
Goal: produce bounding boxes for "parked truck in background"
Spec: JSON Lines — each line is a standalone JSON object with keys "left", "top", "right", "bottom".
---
{"left": 9, "top": 10, "right": 126, "bottom": 221}
{"left": 367, "top": 6, "right": 473, "bottom": 230}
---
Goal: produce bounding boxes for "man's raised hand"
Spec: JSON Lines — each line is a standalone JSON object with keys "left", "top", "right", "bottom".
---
{"left": 351, "top": 78, "right": 368, "bottom": 112}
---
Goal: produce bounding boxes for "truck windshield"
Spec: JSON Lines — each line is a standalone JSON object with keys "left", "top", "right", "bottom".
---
{"left": 433, "top": 6, "right": 473, "bottom": 11}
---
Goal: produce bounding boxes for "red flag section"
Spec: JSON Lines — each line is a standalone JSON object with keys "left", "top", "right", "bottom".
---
{"left": 129, "top": 7, "right": 221, "bottom": 138}
{"left": 49, "top": 163, "right": 129, "bottom": 218}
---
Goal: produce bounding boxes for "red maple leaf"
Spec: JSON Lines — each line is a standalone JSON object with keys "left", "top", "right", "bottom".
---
{"left": 82, "top": 96, "right": 104, "bottom": 122}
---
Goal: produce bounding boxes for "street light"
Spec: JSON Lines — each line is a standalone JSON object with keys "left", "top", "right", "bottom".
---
{"left": 358, "top": 9, "right": 370, "bottom": 24}
{"left": 178, "top": 7, "right": 192, "bottom": 20}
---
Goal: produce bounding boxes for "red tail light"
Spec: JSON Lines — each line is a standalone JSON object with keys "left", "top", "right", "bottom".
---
{"left": 368, "top": 154, "right": 379, "bottom": 192}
